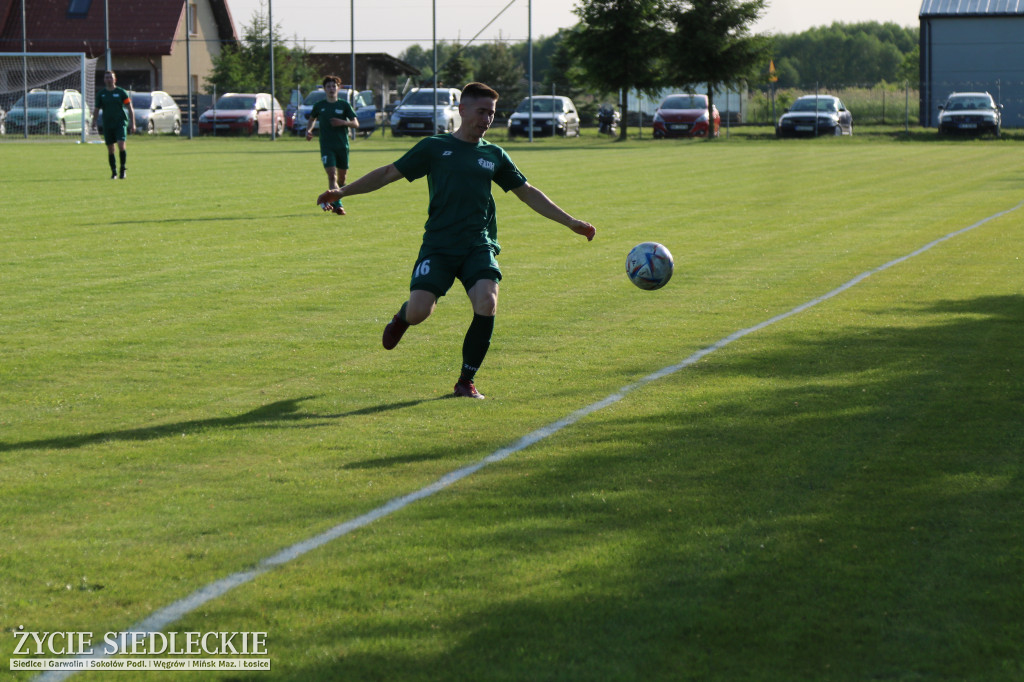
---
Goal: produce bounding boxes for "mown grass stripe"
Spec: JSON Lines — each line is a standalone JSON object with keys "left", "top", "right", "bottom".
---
{"left": 36, "top": 198, "right": 1021, "bottom": 681}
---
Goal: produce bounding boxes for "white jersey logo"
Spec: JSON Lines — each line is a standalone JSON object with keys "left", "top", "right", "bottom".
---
{"left": 478, "top": 158, "right": 495, "bottom": 171}
{"left": 442, "top": 150, "right": 453, "bottom": 156}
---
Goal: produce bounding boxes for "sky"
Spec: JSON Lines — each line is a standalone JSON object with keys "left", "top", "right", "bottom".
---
{"left": 226, "top": 0, "right": 924, "bottom": 55}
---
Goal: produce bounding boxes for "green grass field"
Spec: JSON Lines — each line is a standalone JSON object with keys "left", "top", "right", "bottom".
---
{"left": 2, "top": 129, "right": 1023, "bottom": 681}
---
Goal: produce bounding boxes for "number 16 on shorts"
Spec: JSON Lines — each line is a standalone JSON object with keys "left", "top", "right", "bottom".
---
{"left": 413, "top": 259, "right": 431, "bottom": 281}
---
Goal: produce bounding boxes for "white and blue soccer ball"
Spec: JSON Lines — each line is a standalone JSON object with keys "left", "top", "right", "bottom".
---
{"left": 626, "top": 241, "right": 674, "bottom": 290}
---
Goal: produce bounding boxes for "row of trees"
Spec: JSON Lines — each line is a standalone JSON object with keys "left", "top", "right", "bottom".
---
{"left": 401, "top": 20, "right": 921, "bottom": 100}
{"left": 770, "top": 22, "right": 919, "bottom": 88}
{"left": 208, "top": 0, "right": 921, "bottom": 139}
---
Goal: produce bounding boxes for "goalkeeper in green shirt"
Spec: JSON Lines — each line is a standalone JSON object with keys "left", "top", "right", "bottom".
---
{"left": 306, "top": 75, "right": 358, "bottom": 215}
{"left": 317, "top": 82, "right": 596, "bottom": 399}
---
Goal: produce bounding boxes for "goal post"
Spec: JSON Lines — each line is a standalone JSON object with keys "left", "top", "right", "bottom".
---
{"left": 0, "top": 52, "right": 97, "bottom": 142}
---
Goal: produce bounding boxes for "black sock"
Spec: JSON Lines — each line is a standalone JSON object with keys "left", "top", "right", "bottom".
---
{"left": 397, "top": 301, "right": 408, "bottom": 324}
{"left": 460, "top": 314, "right": 494, "bottom": 383}
{"left": 119, "top": 149, "right": 126, "bottom": 170}
{"left": 108, "top": 153, "right": 116, "bottom": 172}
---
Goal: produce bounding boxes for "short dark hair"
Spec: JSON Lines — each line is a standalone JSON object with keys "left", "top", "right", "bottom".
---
{"left": 322, "top": 75, "right": 341, "bottom": 87}
{"left": 461, "top": 82, "right": 499, "bottom": 102}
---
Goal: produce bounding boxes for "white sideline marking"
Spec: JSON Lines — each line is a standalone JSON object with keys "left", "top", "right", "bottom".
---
{"left": 37, "top": 201, "right": 1021, "bottom": 681}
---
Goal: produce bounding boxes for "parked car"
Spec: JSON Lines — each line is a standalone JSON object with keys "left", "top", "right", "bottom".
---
{"left": 97, "top": 91, "right": 181, "bottom": 135}
{"left": 506, "top": 95, "right": 580, "bottom": 138}
{"left": 131, "top": 91, "right": 181, "bottom": 134}
{"left": 284, "top": 88, "right": 302, "bottom": 133}
{"left": 390, "top": 87, "right": 461, "bottom": 136}
{"left": 776, "top": 95, "right": 852, "bottom": 138}
{"left": 197, "top": 93, "right": 285, "bottom": 136}
{"left": 937, "top": 91, "right": 1002, "bottom": 137}
{"left": 652, "top": 93, "right": 720, "bottom": 138}
{"left": 0, "top": 106, "right": 5, "bottom": 135}
{"left": 294, "top": 87, "right": 377, "bottom": 136}
{"left": 5, "top": 88, "right": 90, "bottom": 135}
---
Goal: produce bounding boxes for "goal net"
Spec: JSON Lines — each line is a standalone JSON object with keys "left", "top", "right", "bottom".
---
{"left": 0, "top": 53, "right": 97, "bottom": 141}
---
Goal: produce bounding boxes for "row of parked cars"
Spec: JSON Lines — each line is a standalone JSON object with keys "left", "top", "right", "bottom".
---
{"left": 774, "top": 91, "right": 1004, "bottom": 138}
{"left": 195, "top": 87, "right": 1005, "bottom": 140}
{"left": 0, "top": 88, "right": 184, "bottom": 136}
{"left": 0, "top": 87, "right": 1004, "bottom": 140}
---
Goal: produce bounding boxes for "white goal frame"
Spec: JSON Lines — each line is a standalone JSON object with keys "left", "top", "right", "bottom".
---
{"left": 0, "top": 52, "right": 93, "bottom": 143}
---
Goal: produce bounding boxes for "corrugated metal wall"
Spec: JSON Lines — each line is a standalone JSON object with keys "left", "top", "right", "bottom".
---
{"left": 919, "top": 15, "right": 1024, "bottom": 127}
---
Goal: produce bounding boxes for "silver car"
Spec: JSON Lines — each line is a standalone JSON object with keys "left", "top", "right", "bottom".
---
{"left": 937, "top": 92, "right": 1002, "bottom": 137}
{"left": 97, "top": 90, "right": 181, "bottom": 135}
{"left": 390, "top": 88, "right": 462, "bottom": 136}
{"left": 131, "top": 91, "right": 182, "bottom": 134}
{"left": 507, "top": 96, "right": 581, "bottom": 138}
{"left": 776, "top": 95, "right": 853, "bottom": 138}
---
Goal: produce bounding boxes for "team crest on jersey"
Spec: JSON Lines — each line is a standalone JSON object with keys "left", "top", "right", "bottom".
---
{"left": 478, "top": 158, "right": 495, "bottom": 171}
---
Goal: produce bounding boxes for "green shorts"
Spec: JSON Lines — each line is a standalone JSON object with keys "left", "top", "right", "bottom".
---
{"left": 410, "top": 246, "right": 501, "bottom": 298}
{"left": 319, "top": 144, "right": 350, "bottom": 170}
{"left": 103, "top": 124, "right": 127, "bottom": 145}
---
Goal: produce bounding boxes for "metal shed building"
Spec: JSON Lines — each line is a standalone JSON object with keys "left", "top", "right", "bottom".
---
{"left": 919, "top": 0, "right": 1024, "bottom": 128}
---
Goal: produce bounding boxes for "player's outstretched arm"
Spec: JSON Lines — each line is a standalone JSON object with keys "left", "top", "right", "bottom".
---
{"left": 316, "top": 163, "right": 404, "bottom": 206}
{"left": 511, "top": 182, "right": 596, "bottom": 241}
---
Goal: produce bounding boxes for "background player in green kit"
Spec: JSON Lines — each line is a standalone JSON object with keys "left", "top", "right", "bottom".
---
{"left": 306, "top": 75, "right": 358, "bottom": 215}
{"left": 316, "top": 82, "right": 596, "bottom": 400}
{"left": 92, "top": 71, "right": 136, "bottom": 179}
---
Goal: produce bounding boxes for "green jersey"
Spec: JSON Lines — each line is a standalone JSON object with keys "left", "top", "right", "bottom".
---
{"left": 310, "top": 99, "right": 356, "bottom": 150}
{"left": 96, "top": 86, "right": 130, "bottom": 128}
{"left": 393, "top": 134, "right": 527, "bottom": 256}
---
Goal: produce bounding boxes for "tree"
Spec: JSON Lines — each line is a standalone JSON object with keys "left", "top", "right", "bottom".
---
{"left": 567, "top": 0, "right": 670, "bottom": 140}
{"left": 206, "top": 2, "right": 314, "bottom": 106}
{"left": 438, "top": 43, "right": 473, "bottom": 89}
{"left": 665, "top": 0, "right": 770, "bottom": 137}
{"left": 896, "top": 45, "right": 920, "bottom": 86}
{"left": 543, "top": 31, "right": 587, "bottom": 97}
{"left": 475, "top": 41, "right": 525, "bottom": 109}
{"left": 771, "top": 23, "right": 919, "bottom": 87}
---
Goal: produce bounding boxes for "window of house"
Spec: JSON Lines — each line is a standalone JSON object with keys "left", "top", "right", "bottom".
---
{"left": 67, "top": 0, "right": 92, "bottom": 17}
{"left": 189, "top": 3, "right": 198, "bottom": 35}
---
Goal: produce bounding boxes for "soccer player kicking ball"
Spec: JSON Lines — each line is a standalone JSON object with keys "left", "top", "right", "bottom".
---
{"left": 316, "top": 81, "right": 596, "bottom": 400}
{"left": 307, "top": 75, "right": 359, "bottom": 215}
{"left": 92, "top": 70, "right": 136, "bottom": 179}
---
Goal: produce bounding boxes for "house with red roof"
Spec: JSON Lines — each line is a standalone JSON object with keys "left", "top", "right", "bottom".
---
{"left": 0, "top": 0, "right": 237, "bottom": 95}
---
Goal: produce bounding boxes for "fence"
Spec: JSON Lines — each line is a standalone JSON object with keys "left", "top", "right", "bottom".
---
{"left": 748, "top": 84, "right": 921, "bottom": 127}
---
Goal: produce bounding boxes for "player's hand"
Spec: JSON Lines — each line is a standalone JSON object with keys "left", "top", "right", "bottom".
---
{"left": 317, "top": 189, "right": 342, "bottom": 207}
{"left": 569, "top": 219, "right": 596, "bottom": 242}
{"left": 305, "top": 129, "right": 313, "bottom": 141}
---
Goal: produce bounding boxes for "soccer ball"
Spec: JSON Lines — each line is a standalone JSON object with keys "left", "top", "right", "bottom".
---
{"left": 626, "top": 242, "right": 674, "bottom": 290}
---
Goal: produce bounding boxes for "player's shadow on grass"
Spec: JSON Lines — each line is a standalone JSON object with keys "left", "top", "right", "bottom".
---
{"left": 0, "top": 396, "right": 430, "bottom": 453}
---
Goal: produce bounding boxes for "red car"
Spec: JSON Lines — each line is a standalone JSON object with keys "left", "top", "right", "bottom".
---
{"left": 198, "top": 92, "right": 285, "bottom": 136}
{"left": 652, "top": 93, "right": 720, "bottom": 138}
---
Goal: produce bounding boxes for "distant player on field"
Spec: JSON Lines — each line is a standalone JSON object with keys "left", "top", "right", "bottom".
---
{"left": 92, "top": 70, "right": 136, "bottom": 179}
{"left": 307, "top": 75, "right": 359, "bottom": 215}
{"left": 316, "top": 81, "right": 596, "bottom": 399}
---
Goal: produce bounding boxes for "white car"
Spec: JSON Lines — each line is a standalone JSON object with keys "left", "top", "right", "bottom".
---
{"left": 507, "top": 95, "right": 581, "bottom": 138}
{"left": 937, "top": 92, "right": 1002, "bottom": 137}
{"left": 389, "top": 88, "right": 462, "bottom": 136}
